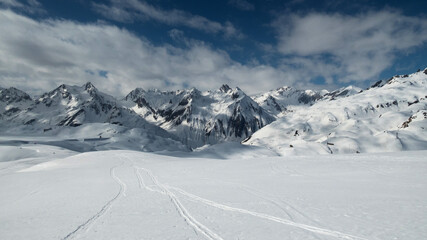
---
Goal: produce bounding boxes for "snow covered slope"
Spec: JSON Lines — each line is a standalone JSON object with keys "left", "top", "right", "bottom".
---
{"left": 1, "top": 147, "right": 426, "bottom": 240}
{"left": 124, "top": 84, "right": 275, "bottom": 147}
{"left": 253, "top": 86, "right": 325, "bottom": 116}
{"left": 253, "top": 85, "right": 361, "bottom": 116}
{"left": 244, "top": 69, "right": 427, "bottom": 155}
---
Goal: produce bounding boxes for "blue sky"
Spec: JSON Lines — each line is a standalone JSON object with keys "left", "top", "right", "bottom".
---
{"left": 0, "top": 0, "right": 426, "bottom": 96}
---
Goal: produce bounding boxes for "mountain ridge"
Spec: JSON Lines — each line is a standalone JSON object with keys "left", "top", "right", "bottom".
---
{"left": 244, "top": 69, "right": 427, "bottom": 155}
{"left": 1, "top": 68, "right": 426, "bottom": 154}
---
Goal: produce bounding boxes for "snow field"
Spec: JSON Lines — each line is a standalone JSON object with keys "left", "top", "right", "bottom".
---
{"left": 1, "top": 147, "right": 426, "bottom": 239}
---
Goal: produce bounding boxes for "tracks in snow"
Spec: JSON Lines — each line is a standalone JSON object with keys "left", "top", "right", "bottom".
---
{"left": 134, "top": 166, "right": 223, "bottom": 240}
{"left": 62, "top": 154, "right": 366, "bottom": 240}
{"left": 62, "top": 161, "right": 127, "bottom": 240}
{"left": 133, "top": 162, "right": 365, "bottom": 240}
{"left": 166, "top": 186, "right": 368, "bottom": 240}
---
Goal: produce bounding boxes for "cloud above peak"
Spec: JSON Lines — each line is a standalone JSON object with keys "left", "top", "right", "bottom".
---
{"left": 0, "top": 9, "right": 287, "bottom": 97}
{"left": 274, "top": 10, "right": 427, "bottom": 83}
{"left": 93, "top": 0, "right": 243, "bottom": 38}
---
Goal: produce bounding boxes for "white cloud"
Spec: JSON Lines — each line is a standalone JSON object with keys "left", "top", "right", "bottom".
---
{"left": 92, "top": 0, "right": 243, "bottom": 38}
{"left": 0, "top": 9, "right": 287, "bottom": 97}
{"left": 228, "top": 0, "right": 254, "bottom": 11}
{"left": 274, "top": 10, "right": 427, "bottom": 83}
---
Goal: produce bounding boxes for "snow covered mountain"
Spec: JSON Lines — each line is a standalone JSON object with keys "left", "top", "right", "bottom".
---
{"left": 0, "top": 87, "right": 33, "bottom": 114}
{"left": 0, "top": 83, "right": 187, "bottom": 152}
{"left": 253, "top": 85, "right": 361, "bottom": 116}
{"left": 244, "top": 68, "right": 427, "bottom": 155}
{"left": 1, "top": 68, "right": 426, "bottom": 154}
{"left": 253, "top": 86, "right": 325, "bottom": 116}
{"left": 124, "top": 84, "right": 275, "bottom": 148}
{"left": 2, "top": 82, "right": 151, "bottom": 128}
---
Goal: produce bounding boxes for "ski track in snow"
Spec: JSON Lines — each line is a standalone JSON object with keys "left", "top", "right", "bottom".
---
{"left": 129, "top": 156, "right": 366, "bottom": 240}
{"left": 134, "top": 166, "right": 224, "bottom": 240}
{"left": 166, "top": 185, "right": 368, "bottom": 240}
{"left": 62, "top": 160, "right": 127, "bottom": 240}
{"left": 201, "top": 177, "right": 324, "bottom": 229}
{"left": 132, "top": 164, "right": 223, "bottom": 240}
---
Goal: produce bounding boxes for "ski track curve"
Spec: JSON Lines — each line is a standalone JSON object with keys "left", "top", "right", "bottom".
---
{"left": 202, "top": 177, "right": 324, "bottom": 228}
{"left": 167, "top": 185, "right": 368, "bottom": 240}
{"left": 62, "top": 161, "right": 126, "bottom": 240}
{"left": 238, "top": 183, "right": 325, "bottom": 228}
{"left": 233, "top": 186, "right": 323, "bottom": 240}
{"left": 134, "top": 166, "right": 223, "bottom": 240}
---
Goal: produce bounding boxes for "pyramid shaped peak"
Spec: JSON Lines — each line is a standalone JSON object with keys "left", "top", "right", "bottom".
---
{"left": 83, "top": 82, "right": 96, "bottom": 90}
{"left": 187, "top": 87, "right": 201, "bottom": 95}
{"left": 124, "top": 88, "right": 146, "bottom": 101}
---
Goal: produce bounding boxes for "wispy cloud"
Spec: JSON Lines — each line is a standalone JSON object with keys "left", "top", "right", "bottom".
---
{"left": 92, "top": 0, "right": 243, "bottom": 38}
{"left": 0, "top": 0, "right": 21, "bottom": 7}
{"left": 0, "top": 9, "right": 286, "bottom": 97}
{"left": 0, "top": 0, "right": 45, "bottom": 14}
{"left": 228, "top": 0, "right": 254, "bottom": 11}
{"left": 273, "top": 10, "right": 427, "bottom": 84}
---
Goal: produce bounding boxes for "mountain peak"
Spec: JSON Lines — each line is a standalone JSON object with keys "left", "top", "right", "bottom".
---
{"left": 82, "top": 82, "right": 98, "bottom": 96}
{"left": 124, "top": 88, "right": 146, "bottom": 101}
{"left": 0, "top": 87, "right": 32, "bottom": 103}
{"left": 219, "top": 84, "right": 232, "bottom": 93}
{"left": 187, "top": 87, "right": 201, "bottom": 96}
{"left": 276, "top": 86, "right": 292, "bottom": 92}
{"left": 83, "top": 82, "right": 96, "bottom": 90}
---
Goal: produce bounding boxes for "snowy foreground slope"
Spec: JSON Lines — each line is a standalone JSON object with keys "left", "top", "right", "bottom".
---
{"left": 245, "top": 70, "right": 427, "bottom": 155}
{"left": 1, "top": 145, "right": 426, "bottom": 240}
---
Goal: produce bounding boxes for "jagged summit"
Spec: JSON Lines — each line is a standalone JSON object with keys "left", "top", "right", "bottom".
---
{"left": 83, "top": 82, "right": 98, "bottom": 95}
{"left": 219, "top": 84, "right": 232, "bottom": 93}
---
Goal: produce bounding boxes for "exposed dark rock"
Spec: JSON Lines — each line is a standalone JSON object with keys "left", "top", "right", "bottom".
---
{"left": 24, "top": 119, "right": 36, "bottom": 125}
{"left": 0, "top": 87, "right": 32, "bottom": 103}
{"left": 370, "top": 80, "right": 383, "bottom": 89}
{"left": 219, "top": 84, "right": 231, "bottom": 93}
{"left": 408, "top": 99, "right": 419, "bottom": 106}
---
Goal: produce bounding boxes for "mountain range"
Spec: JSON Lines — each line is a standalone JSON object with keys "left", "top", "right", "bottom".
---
{"left": 1, "top": 68, "right": 426, "bottom": 154}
